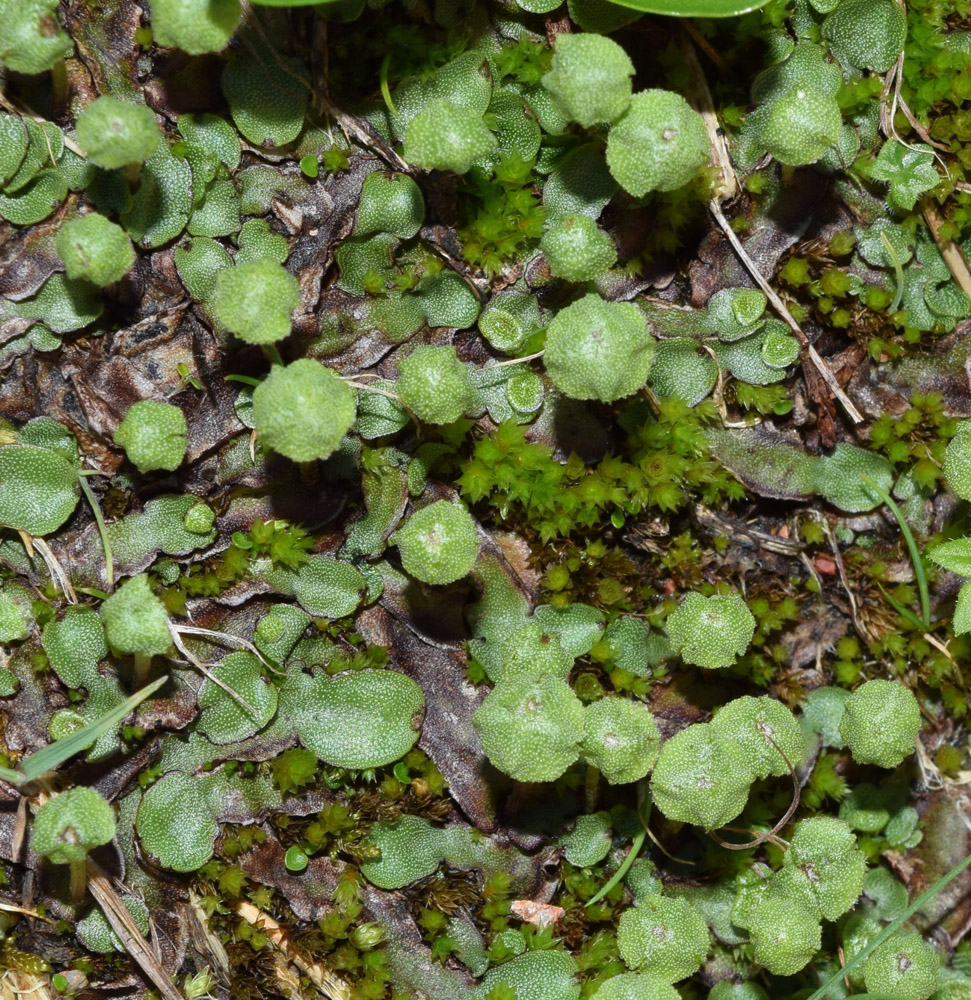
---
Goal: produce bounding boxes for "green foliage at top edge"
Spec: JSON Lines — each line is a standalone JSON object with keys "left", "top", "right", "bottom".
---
{"left": 602, "top": 0, "right": 770, "bottom": 14}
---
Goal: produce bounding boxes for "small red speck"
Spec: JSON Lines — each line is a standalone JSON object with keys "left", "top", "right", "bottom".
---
{"left": 814, "top": 556, "right": 837, "bottom": 575}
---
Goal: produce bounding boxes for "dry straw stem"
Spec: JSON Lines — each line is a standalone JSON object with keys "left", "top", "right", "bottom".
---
{"left": 679, "top": 32, "right": 863, "bottom": 425}
{"left": 86, "top": 858, "right": 185, "bottom": 1000}
{"left": 233, "top": 899, "right": 353, "bottom": 1000}
{"left": 922, "top": 197, "right": 971, "bottom": 304}
{"left": 708, "top": 201, "right": 865, "bottom": 425}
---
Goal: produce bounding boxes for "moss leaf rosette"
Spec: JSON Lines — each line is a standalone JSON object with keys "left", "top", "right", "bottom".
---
{"left": 294, "top": 668, "right": 425, "bottom": 769}
{"left": 135, "top": 772, "right": 219, "bottom": 872}
{"left": 31, "top": 787, "right": 116, "bottom": 865}
{"left": 0, "top": 444, "right": 80, "bottom": 536}
{"left": 196, "top": 651, "right": 278, "bottom": 744}
{"left": 543, "top": 293, "right": 656, "bottom": 403}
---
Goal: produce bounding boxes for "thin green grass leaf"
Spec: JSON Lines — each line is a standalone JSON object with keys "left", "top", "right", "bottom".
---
{"left": 15, "top": 677, "right": 166, "bottom": 784}
{"left": 78, "top": 472, "right": 114, "bottom": 589}
{"left": 861, "top": 474, "right": 931, "bottom": 627}
{"left": 587, "top": 797, "right": 650, "bottom": 907}
{"left": 0, "top": 765, "right": 22, "bottom": 786}
{"left": 877, "top": 583, "right": 927, "bottom": 631}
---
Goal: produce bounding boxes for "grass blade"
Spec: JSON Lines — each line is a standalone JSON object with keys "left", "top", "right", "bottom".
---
{"left": 807, "top": 850, "right": 971, "bottom": 1000}
{"left": 15, "top": 677, "right": 165, "bottom": 784}
{"left": 861, "top": 474, "right": 931, "bottom": 627}
{"left": 0, "top": 765, "right": 23, "bottom": 786}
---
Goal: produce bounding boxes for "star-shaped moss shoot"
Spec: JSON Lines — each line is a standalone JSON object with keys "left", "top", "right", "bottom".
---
{"left": 390, "top": 500, "right": 479, "bottom": 585}
{"left": 838, "top": 679, "right": 921, "bottom": 768}
{"left": 473, "top": 671, "right": 584, "bottom": 783}
{"left": 251, "top": 360, "right": 356, "bottom": 462}
{"left": 396, "top": 345, "right": 473, "bottom": 425}
{"left": 540, "top": 214, "right": 617, "bottom": 283}
{"left": 649, "top": 722, "right": 753, "bottom": 830}
{"left": 150, "top": 0, "right": 241, "bottom": 55}
{"left": 209, "top": 259, "right": 300, "bottom": 345}
{"left": 543, "top": 293, "right": 655, "bottom": 403}
{"left": 541, "top": 33, "right": 634, "bottom": 128}
{"left": 100, "top": 573, "right": 171, "bottom": 687}
{"left": 863, "top": 933, "right": 940, "bottom": 1000}
{"left": 113, "top": 400, "right": 188, "bottom": 474}
{"left": 31, "top": 787, "right": 115, "bottom": 902}
{"left": 403, "top": 99, "right": 497, "bottom": 175}
{"left": 617, "top": 895, "right": 709, "bottom": 983}
{"left": 355, "top": 171, "right": 425, "bottom": 240}
{"left": 75, "top": 96, "right": 161, "bottom": 169}
{"left": 581, "top": 696, "right": 661, "bottom": 785}
{"left": 783, "top": 816, "right": 866, "bottom": 921}
{"left": 606, "top": 90, "right": 709, "bottom": 197}
{"left": 0, "top": 0, "right": 73, "bottom": 75}
{"left": 709, "top": 696, "right": 806, "bottom": 779}
{"left": 762, "top": 87, "right": 842, "bottom": 166}
{"left": 665, "top": 592, "right": 756, "bottom": 670}
{"left": 55, "top": 214, "right": 135, "bottom": 288}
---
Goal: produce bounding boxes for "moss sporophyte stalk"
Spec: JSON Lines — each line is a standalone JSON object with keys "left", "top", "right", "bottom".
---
{"left": 2, "top": 0, "right": 971, "bottom": 996}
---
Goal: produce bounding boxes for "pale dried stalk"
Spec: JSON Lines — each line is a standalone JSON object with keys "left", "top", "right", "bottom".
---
{"left": 922, "top": 197, "right": 971, "bottom": 304}
{"left": 30, "top": 538, "right": 77, "bottom": 605}
{"left": 679, "top": 33, "right": 863, "bottom": 425}
{"left": 708, "top": 201, "right": 864, "bottom": 424}
{"left": 86, "top": 859, "right": 185, "bottom": 1000}
{"left": 233, "top": 900, "right": 353, "bottom": 1000}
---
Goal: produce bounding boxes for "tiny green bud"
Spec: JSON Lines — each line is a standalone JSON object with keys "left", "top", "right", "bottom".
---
{"left": 76, "top": 96, "right": 161, "bottom": 169}
{"left": 390, "top": 500, "right": 479, "bottom": 586}
{"left": 183, "top": 501, "right": 216, "bottom": 534}
{"left": 350, "top": 922, "right": 385, "bottom": 951}
{"left": 396, "top": 345, "right": 473, "bottom": 425}
{"left": 113, "top": 400, "right": 188, "bottom": 474}
{"left": 56, "top": 214, "right": 135, "bottom": 287}
{"left": 284, "top": 846, "right": 309, "bottom": 872}
{"left": 541, "top": 33, "right": 634, "bottom": 128}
